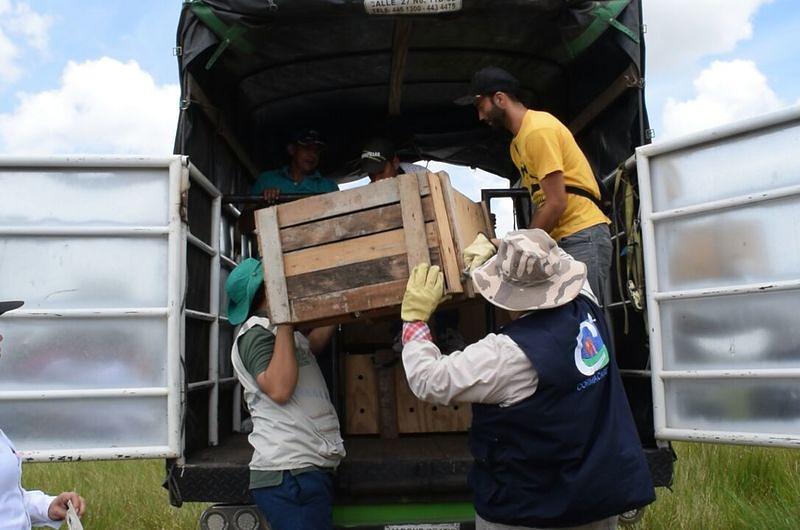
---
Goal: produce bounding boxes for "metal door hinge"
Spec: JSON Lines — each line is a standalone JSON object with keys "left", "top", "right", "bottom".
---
{"left": 625, "top": 73, "right": 644, "bottom": 89}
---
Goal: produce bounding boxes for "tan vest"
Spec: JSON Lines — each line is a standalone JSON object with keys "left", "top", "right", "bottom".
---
{"left": 231, "top": 316, "right": 345, "bottom": 471}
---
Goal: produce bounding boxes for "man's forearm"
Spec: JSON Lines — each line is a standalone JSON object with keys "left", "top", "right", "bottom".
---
{"left": 306, "top": 325, "right": 336, "bottom": 355}
{"left": 529, "top": 171, "right": 567, "bottom": 233}
{"left": 258, "top": 325, "right": 298, "bottom": 403}
{"left": 530, "top": 202, "right": 563, "bottom": 233}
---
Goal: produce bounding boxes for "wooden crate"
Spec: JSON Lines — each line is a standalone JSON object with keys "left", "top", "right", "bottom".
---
{"left": 254, "top": 170, "right": 494, "bottom": 326}
{"left": 343, "top": 351, "right": 471, "bottom": 436}
{"left": 394, "top": 364, "right": 471, "bottom": 434}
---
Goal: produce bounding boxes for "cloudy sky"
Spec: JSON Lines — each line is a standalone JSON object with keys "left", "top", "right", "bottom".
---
{"left": 0, "top": 1, "right": 798, "bottom": 232}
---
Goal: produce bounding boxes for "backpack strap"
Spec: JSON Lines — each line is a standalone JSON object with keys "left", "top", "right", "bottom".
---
{"left": 528, "top": 182, "right": 603, "bottom": 209}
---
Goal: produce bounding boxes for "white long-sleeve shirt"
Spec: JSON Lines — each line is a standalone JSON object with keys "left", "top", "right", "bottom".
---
{"left": 403, "top": 329, "right": 538, "bottom": 407}
{"left": 0, "top": 429, "right": 60, "bottom": 530}
{"left": 401, "top": 280, "right": 597, "bottom": 407}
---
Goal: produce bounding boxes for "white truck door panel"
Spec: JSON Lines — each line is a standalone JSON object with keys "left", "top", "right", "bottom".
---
{"left": 637, "top": 107, "right": 800, "bottom": 447}
{"left": 0, "top": 156, "right": 223, "bottom": 461}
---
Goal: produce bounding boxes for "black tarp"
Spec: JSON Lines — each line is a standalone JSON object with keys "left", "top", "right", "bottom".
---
{"left": 174, "top": 0, "right": 647, "bottom": 191}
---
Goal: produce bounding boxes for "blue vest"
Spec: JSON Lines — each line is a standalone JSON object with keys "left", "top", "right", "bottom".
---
{"left": 469, "top": 296, "right": 655, "bottom": 527}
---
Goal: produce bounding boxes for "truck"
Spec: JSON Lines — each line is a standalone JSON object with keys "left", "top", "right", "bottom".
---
{"left": 1, "top": 1, "right": 798, "bottom": 528}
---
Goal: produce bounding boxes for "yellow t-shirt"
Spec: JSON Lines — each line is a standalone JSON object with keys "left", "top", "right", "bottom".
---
{"left": 510, "top": 110, "right": 610, "bottom": 241}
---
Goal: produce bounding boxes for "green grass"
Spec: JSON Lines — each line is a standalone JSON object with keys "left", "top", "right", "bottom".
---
{"left": 22, "top": 443, "right": 800, "bottom": 529}
{"left": 22, "top": 459, "right": 207, "bottom": 529}
{"left": 637, "top": 443, "right": 800, "bottom": 530}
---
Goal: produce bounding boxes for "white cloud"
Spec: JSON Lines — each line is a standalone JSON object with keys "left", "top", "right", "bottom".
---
{"left": 645, "top": 0, "right": 771, "bottom": 73}
{"left": 0, "top": 1, "right": 51, "bottom": 82}
{"left": 7, "top": 1, "right": 52, "bottom": 51}
{"left": 0, "top": 28, "right": 20, "bottom": 81}
{"left": 0, "top": 57, "right": 180, "bottom": 155}
{"left": 661, "top": 59, "right": 787, "bottom": 139}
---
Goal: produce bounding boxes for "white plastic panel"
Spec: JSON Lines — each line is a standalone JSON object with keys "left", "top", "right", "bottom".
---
{"left": 654, "top": 196, "right": 800, "bottom": 291}
{"left": 665, "top": 379, "right": 800, "bottom": 436}
{"left": 0, "top": 168, "right": 169, "bottom": 226}
{"left": 0, "top": 397, "right": 168, "bottom": 452}
{"left": 637, "top": 107, "right": 800, "bottom": 448}
{"left": 0, "top": 156, "right": 186, "bottom": 460}
{"left": 0, "top": 237, "right": 168, "bottom": 309}
{"left": 0, "top": 317, "right": 167, "bottom": 390}
{"left": 660, "top": 290, "right": 800, "bottom": 371}
{"left": 649, "top": 119, "right": 800, "bottom": 212}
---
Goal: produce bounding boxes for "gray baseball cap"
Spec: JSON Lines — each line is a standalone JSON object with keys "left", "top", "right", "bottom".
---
{"left": 471, "top": 229, "right": 586, "bottom": 311}
{"left": 360, "top": 137, "right": 396, "bottom": 174}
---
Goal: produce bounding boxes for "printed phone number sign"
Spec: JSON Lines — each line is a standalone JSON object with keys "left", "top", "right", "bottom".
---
{"left": 364, "top": 0, "right": 462, "bottom": 15}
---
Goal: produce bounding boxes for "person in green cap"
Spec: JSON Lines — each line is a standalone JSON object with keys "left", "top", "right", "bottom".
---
{"left": 225, "top": 258, "right": 344, "bottom": 530}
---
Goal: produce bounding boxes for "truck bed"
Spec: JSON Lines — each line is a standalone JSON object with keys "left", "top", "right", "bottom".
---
{"left": 170, "top": 433, "right": 473, "bottom": 505}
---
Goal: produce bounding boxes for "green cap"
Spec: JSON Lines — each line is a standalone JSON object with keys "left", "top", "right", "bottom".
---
{"left": 225, "top": 258, "right": 264, "bottom": 325}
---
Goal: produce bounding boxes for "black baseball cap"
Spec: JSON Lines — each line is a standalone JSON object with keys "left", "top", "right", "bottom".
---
{"left": 290, "top": 128, "right": 326, "bottom": 147}
{"left": 360, "top": 138, "right": 396, "bottom": 174}
{"left": 0, "top": 301, "right": 23, "bottom": 316}
{"left": 454, "top": 66, "right": 521, "bottom": 105}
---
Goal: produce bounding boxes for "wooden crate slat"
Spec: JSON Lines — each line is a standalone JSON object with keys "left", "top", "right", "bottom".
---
{"left": 279, "top": 197, "right": 436, "bottom": 253}
{"left": 374, "top": 349, "right": 399, "bottom": 439}
{"left": 344, "top": 354, "right": 380, "bottom": 435}
{"left": 276, "top": 172, "right": 431, "bottom": 228}
{"left": 438, "top": 172, "right": 495, "bottom": 297}
{"left": 285, "top": 253, "right": 408, "bottom": 299}
{"left": 254, "top": 207, "right": 291, "bottom": 323}
{"left": 283, "top": 222, "right": 438, "bottom": 277}
{"left": 288, "top": 248, "right": 443, "bottom": 329}
{"left": 291, "top": 279, "right": 408, "bottom": 322}
{"left": 394, "top": 365, "right": 471, "bottom": 433}
{"left": 397, "top": 173, "right": 431, "bottom": 271}
{"left": 427, "top": 172, "right": 463, "bottom": 294}
{"left": 481, "top": 200, "right": 496, "bottom": 239}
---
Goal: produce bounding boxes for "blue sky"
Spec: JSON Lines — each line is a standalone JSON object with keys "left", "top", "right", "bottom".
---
{"left": 0, "top": 1, "right": 798, "bottom": 233}
{"left": 0, "top": 1, "right": 180, "bottom": 110}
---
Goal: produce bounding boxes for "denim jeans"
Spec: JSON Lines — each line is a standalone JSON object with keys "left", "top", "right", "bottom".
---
{"left": 558, "top": 223, "right": 613, "bottom": 304}
{"left": 251, "top": 470, "right": 333, "bottom": 530}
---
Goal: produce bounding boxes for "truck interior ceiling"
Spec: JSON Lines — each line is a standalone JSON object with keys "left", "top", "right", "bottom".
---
{"left": 168, "top": 0, "right": 674, "bottom": 509}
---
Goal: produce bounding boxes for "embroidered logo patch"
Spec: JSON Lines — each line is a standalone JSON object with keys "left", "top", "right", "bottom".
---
{"left": 574, "top": 313, "right": 610, "bottom": 376}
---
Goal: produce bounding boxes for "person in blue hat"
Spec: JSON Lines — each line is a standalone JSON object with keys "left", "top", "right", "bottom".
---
{"left": 225, "top": 259, "right": 344, "bottom": 530}
{"left": 252, "top": 128, "right": 339, "bottom": 203}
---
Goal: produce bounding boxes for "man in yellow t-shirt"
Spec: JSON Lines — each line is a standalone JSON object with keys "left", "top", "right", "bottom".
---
{"left": 455, "top": 66, "right": 612, "bottom": 301}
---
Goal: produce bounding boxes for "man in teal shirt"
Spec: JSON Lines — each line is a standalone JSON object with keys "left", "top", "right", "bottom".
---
{"left": 252, "top": 129, "right": 339, "bottom": 201}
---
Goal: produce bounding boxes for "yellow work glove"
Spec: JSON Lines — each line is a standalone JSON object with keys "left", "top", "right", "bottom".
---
{"left": 401, "top": 263, "right": 445, "bottom": 322}
{"left": 462, "top": 233, "right": 496, "bottom": 272}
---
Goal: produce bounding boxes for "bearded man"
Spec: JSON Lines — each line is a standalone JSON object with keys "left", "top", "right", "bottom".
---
{"left": 456, "top": 66, "right": 613, "bottom": 302}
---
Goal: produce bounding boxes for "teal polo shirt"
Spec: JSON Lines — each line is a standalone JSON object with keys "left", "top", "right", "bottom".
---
{"left": 250, "top": 166, "right": 339, "bottom": 195}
